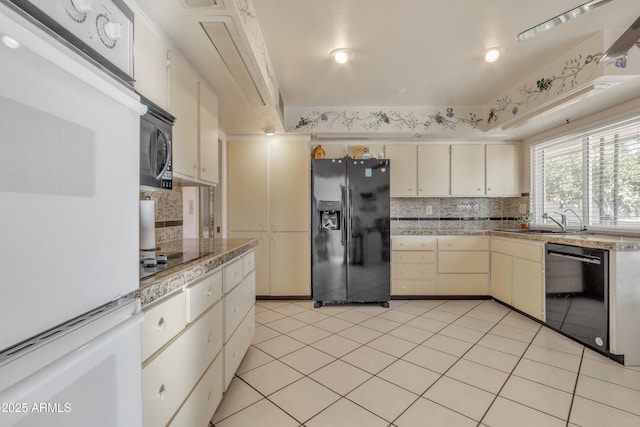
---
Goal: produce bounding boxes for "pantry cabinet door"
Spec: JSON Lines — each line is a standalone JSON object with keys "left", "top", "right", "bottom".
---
{"left": 269, "top": 137, "right": 309, "bottom": 232}
{"left": 228, "top": 139, "right": 269, "bottom": 231}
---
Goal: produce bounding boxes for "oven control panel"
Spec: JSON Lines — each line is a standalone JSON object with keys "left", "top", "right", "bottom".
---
{"left": 9, "top": 0, "right": 133, "bottom": 80}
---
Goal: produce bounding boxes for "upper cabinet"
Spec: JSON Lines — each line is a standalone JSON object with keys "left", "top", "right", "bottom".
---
{"left": 169, "top": 53, "right": 199, "bottom": 178}
{"left": 486, "top": 144, "right": 520, "bottom": 196}
{"left": 166, "top": 53, "right": 219, "bottom": 185}
{"left": 450, "top": 145, "right": 485, "bottom": 196}
{"left": 133, "top": 15, "right": 169, "bottom": 110}
{"left": 418, "top": 145, "right": 450, "bottom": 196}
{"left": 385, "top": 145, "right": 417, "bottom": 197}
{"left": 385, "top": 143, "right": 519, "bottom": 198}
{"left": 133, "top": 8, "right": 220, "bottom": 186}
{"left": 199, "top": 84, "right": 219, "bottom": 184}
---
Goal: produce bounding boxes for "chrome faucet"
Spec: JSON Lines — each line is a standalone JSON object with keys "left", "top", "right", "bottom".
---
{"left": 563, "top": 208, "right": 586, "bottom": 231}
{"left": 543, "top": 212, "right": 567, "bottom": 231}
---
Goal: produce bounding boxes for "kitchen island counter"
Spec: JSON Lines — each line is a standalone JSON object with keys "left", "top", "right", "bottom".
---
{"left": 136, "top": 237, "right": 258, "bottom": 306}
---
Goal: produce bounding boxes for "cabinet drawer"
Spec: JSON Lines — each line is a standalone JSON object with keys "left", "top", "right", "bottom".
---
{"left": 392, "top": 250, "right": 436, "bottom": 263}
{"left": 438, "top": 251, "right": 489, "bottom": 273}
{"left": 391, "top": 237, "right": 437, "bottom": 251}
{"left": 392, "top": 279, "right": 437, "bottom": 295}
{"left": 438, "top": 274, "right": 489, "bottom": 295}
{"left": 225, "top": 271, "right": 256, "bottom": 341}
{"left": 243, "top": 250, "right": 255, "bottom": 275}
{"left": 491, "top": 239, "right": 542, "bottom": 262}
{"left": 168, "top": 353, "right": 223, "bottom": 427}
{"left": 392, "top": 263, "right": 436, "bottom": 280}
{"left": 186, "top": 270, "right": 223, "bottom": 323}
{"left": 142, "top": 302, "right": 223, "bottom": 427}
{"left": 224, "top": 307, "right": 255, "bottom": 390}
{"left": 224, "top": 258, "right": 244, "bottom": 293}
{"left": 141, "top": 291, "right": 186, "bottom": 362}
{"left": 438, "top": 236, "right": 489, "bottom": 251}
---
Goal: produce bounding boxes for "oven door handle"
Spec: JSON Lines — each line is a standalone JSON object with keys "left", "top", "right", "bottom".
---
{"left": 547, "top": 250, "right": 602, "bottom": 265}
{"left": 0, "top": 312, "right": 143, "bottom": 404}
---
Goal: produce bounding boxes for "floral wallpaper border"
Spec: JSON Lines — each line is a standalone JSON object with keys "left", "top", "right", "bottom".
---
{"left": 285, "top": 32, "right": 640, "bottom": 135}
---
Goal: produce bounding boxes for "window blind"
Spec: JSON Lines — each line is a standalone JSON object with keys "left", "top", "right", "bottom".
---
{"left": 531, "top": 116, "right": 640, "bottom": 230}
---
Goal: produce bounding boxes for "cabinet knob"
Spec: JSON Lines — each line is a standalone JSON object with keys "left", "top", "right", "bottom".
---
{"left": 207, "top": 331, "right": 213, "bottom": 342}
{"left": 206, "top": 287, "right": 213, "bottom": 297}
{"left": 157, "top": 317, "right": 166, "bottom": 332}
{"left": 158, "top": 384, "right": 166, "bottom": 400}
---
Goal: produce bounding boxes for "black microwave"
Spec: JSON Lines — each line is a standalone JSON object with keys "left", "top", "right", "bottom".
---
{"left": 140, "top": 95, "right": 175, "bottom": 190}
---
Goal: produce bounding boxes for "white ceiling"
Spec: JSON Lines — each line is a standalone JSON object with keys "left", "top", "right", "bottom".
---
{"left": 133, "top": 0, "right": 640, "bottom": 139}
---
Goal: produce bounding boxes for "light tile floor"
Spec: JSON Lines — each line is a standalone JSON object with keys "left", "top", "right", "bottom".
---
{"left": 211, "top": 299, "right": 640, "bottom": 427}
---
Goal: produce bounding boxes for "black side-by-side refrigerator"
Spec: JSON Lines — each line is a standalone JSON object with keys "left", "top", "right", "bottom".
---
{"left": 311, "top": 158, "right": 391, "bottom": 308}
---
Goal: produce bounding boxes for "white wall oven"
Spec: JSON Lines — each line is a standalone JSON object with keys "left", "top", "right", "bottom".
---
{"left": 0, "top": 0, "right": 146, "bottom": 425}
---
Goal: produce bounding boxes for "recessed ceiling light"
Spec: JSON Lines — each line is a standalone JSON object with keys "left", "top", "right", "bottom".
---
{"left": 484, "top": 48, "right": 503, "bottom": 63}
{"left": 330, "top": 48, "right": 354, "bottom": 64}
{"left": 2, "top": 35, "right": 20, "bottom": 49}
{"left": 264, "top": 127, "right": 276, "bottom": 136}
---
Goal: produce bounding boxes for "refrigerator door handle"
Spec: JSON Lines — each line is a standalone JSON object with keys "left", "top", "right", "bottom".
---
{"left": 340, "top": 185, "right": 347, "bottom": 246}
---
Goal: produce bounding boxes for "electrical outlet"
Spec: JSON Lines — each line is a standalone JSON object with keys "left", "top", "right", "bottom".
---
{"left": 426, "top": 205, "right": 433, "bottom": 215}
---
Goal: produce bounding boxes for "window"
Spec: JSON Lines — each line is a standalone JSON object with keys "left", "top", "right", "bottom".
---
{"left": 531, "top": 116, "right": 640, "bottom": 230}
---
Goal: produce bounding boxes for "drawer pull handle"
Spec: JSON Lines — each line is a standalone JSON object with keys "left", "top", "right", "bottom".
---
{"left": 206, "top": 288, "right": 213, "bottom": 297}
{"left": 157, "top": 317, "right": 166, "bottom": 332}
{"left": 207, "top": 332, "right": 213, "bottom": 342}
{"left": 234, "top": 306, "right": 239, "bottom": 313}
{"left": 158, "top": 384, "right": 166, "bottom": 400}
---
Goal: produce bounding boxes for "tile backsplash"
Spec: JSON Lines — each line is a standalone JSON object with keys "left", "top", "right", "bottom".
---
{"left": 391, "top": 196, "right": 530, "bottom": 232}
{"left": 140, "top": 185, "right": 183, "bottom": 245}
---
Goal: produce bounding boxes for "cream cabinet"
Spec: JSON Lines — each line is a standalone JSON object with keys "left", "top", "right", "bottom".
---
{"left": 228, "top": 135, "right": 311, "bottom": 296}
{"left": 133, "top": 14, "right": 169, "bottom": 110}
{"left": 141, "top": 250, "right": 255, "bottom": 427}
{"left": 199, "top": 83, "right": 219, "bottom": 183}
{"left": 223, "top": 252, "right": 256, "bottom": 389}
{"left": 391, "top": 237, "right": 437, "bottom": 295}
{"left": 228, "top": 139, "right": 269, "bottom": 231}
{"left": 169, "top": 52, "right": 199, "bottom": 177}
{"left": 486, "top": 145, "right": 519, "bottom": 196}
{"left": 437, "top": 236, "right": 490, "bottom": 295}
{"left": 385, "top": 145, "right": 417, "bottom": 197}
{"left": 490, "top": 238, "right": 544, "bottom": 320}
{"left": 450, "top": 145, "right": 485, "bottom": 196}
{"left": 168, "top": 53, "right": 219, "bottom": 184}
{"left": 270, "top": 232, "right": 310, "bottom": 296}
{"left": 418, "top": 145, "right": 450, "bottom": 196}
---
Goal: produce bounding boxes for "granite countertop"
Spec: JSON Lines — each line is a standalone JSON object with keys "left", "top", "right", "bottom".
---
{"left": 391, "top": 229, "right": 640, "bottom": 251}
{"left": 136, "top": 237, "right": 258, "bottom": 307}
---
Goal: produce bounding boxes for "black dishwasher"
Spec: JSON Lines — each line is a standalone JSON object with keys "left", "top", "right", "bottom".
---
{"left": 545, "top": 243, "right": 609, "bottom": 351}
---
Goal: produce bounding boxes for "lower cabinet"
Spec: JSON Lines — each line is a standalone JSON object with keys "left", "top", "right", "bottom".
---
{"left": 437, "top": 236, "right": 490, "bottom": 295}
{"left": 391, "top": 237, "right": 437, "bottom": 295}
{"left": 141, "top": 250, "right": 255, "bottom": 427}
{"left": 390, "top": 236, "right": 490, "bottom": 296}
{"left": 490, "top": 238, "right": 544, "bottom": 320}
